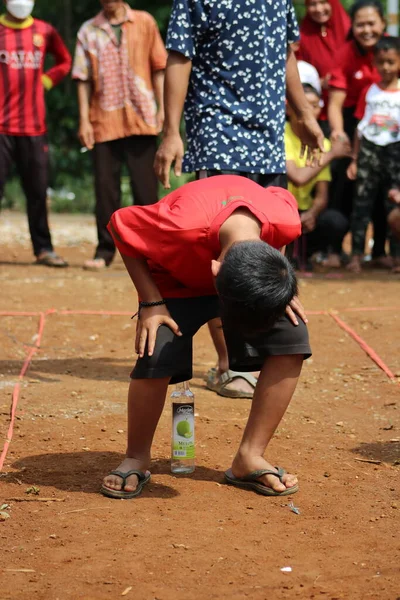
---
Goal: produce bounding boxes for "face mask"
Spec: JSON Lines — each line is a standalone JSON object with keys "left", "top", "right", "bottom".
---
{"left": 7, "top": 0, "right": 34, "bottom": 20}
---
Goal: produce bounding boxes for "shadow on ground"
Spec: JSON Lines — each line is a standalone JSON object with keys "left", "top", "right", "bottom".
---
{"left": 351, "top": 441, "right": 400, "bottom": 464}
{"left": 6, "top": 453, "right": 222, "bottom": 498}
{"left": 0, "top": 360, "right": 210, "bottom": 385}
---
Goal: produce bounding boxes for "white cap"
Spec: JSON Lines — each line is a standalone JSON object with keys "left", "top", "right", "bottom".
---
{"left": 297, "top": 61, "right": 321, "bottom": 96}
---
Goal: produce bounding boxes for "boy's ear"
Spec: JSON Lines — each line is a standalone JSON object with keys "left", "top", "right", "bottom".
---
{"left": 211, "top": 260, "right": 221, "bottom": 277}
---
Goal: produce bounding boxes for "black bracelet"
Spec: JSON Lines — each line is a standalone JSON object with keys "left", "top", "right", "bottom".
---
{"left": 131, "top": 299, "right": 166, "bottom": 319}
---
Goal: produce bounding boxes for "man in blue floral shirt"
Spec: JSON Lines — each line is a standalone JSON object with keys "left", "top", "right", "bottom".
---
{"left": 155, "top": 0, "right": 324, "bottom": 397}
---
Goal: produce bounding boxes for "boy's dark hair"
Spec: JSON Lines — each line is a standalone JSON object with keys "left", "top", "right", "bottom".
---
{"left": 347, "top": 0, "right": 385, "bottom": 41}
{"left": 303, "top": 83, "right": 321, "bottom": 98}
{"left": 374, "top": 36, "right": 400, "bottom": 55}
{"left": 215, "top": 241, "right": 298, "bottom": 335}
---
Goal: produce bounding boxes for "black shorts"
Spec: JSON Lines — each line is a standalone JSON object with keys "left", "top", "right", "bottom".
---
{"left": 131, "top": 296, "right": 312, "bottom": 384}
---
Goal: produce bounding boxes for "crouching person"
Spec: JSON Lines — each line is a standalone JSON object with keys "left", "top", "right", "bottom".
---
{"left": 285, "top": 83, "right": 351, "bottom": 269}
{"left": 101, "top": 175, "right": 311, "bottom": 499}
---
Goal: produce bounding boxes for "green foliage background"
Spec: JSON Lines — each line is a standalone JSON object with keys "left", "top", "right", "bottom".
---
{"left": 1, "top": 0, "right": 390, "bottom": 211}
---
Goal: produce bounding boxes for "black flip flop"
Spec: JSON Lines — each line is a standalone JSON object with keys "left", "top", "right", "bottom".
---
{"left": 224, "top": 467, "right": 299, "bottom": 496}
{"left": 101, "top": 469, "right": 151, "bottom": 499}
{"left": 35, "top": 251, "right": 69, "bottom": 268}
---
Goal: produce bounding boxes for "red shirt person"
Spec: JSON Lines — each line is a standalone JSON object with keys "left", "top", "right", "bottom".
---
{"left": 328, "top": 0, "right": 386, "bottom": 142}
{"left": 109, "top": 175, "right": 301, "bottom": 298}
{"left": 297, "top": 0, "right": 350, "bottom": 121}
{"left": 0, "top": 0, "right": 71, "bottom": 266}
{"left": 101, "top": 174, "right": 310, "bottom": 501}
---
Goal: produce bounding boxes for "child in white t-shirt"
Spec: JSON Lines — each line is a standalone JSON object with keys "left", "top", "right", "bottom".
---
{"left": 347, "top": 36, "right": 400, "bottom": 273}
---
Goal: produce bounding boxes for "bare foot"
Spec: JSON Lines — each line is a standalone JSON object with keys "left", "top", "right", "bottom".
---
{"left": 322, "top": 253, "right": 341, "bottom": 269}
{"left": 83, "top": 258, "right": 107, "bottom": 271}
{"left": 232, "top": 453, "right": 298, "bottom": 493}
{"left": 392, "top": 258, "right": 400, "bottom": 274}
{"left": 102, "top": 457, "right": 150, "bottom": 494}
{"left": 346, "top": 256, "right": 362, "bottom": 274}
{"left": 36, "top": 251, "right": 68, "bottom": 268}
{"left": 369, "top": 255, "right": 393, "bottom": 270}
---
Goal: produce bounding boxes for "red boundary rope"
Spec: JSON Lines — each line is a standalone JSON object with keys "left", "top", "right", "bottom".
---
{"left": 0, "top": 306, "right": 399, "bottom": 471}
{"left": 328, "top": 312, "right": 397, "bottom": 381}
{"left": 0, "top": 312, "right": 46, "bottom": 471}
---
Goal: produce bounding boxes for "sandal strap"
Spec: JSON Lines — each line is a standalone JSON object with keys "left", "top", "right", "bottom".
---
{"left": 242, "top": 467, "right": 286, "bottom": 483}
{"left": 109, "top": 469, "right": 147, "bottom": 483}
{"left": 219, "top": 370, "right": 257, "bottom": 388}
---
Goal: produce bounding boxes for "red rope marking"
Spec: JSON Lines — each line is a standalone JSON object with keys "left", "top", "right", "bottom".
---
{"left": 329, "top": 312, "right": 397, "bottom": 381}
{"left": 58, "top": 310, "right": 132, "bottom": 316}
{"left": 0, "top": 312, "right": 47, "bottom": 471}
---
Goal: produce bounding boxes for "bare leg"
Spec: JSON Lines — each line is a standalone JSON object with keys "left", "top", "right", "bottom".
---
{"left": 388, "top": 207, "right": 400, "bottom": 240}
{"left": 231, "top": 354, "right": 302, "bottom": 492}
{"left": 208, "top": 318, "right": 256, "bottom": 395}
{"left": 208, "top": 318, "right": 229, "bottom": 371}
{"left": 103, "top": 377, "right": 170, "bottom": 492}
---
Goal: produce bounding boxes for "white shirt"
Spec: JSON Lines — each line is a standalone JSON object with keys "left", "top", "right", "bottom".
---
{"left": 357, "top": 83, "right": 400, "bottom": 146}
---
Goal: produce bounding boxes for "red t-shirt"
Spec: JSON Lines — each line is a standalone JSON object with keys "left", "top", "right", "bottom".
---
{"left": 0, "top": 15, "right": 71, "bottom": 136}
{"left": 296, "top": 0, "right": 351, "bottom": 120}
{"left": 108, "top": 175, "right": 301, "bottom": 298}
{"left": 329, "top": 40, "right": 380, "bottom": 109}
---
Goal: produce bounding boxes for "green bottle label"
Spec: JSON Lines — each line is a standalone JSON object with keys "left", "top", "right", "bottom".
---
{"left": 172, "top": 402, "right": 195, "bottom": 459}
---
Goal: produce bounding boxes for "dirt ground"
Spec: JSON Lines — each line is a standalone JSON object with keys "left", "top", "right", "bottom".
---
{"left": 0, "top": 212, "right": 399, "bottom": 600}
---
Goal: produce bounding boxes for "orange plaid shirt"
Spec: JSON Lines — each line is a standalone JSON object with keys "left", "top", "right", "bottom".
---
{"left": 72, "top": 5, "right": 167, "bottom": 143}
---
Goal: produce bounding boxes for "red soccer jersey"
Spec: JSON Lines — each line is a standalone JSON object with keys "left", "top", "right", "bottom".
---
{"left": 0, "top": 14, "right": 71, "bottom": 136}
{"left": 329, "top": 40, "right": 380, "bottom": 109}
{"left": 109, "top": 175, "right": 301, "bottom": 298}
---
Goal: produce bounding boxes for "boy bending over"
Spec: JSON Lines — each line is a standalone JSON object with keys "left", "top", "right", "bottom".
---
{"left": 101, "top": 175, "right": 311, "bottom": 500}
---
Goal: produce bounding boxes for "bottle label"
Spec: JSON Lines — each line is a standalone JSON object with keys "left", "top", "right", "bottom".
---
{"left": 172, "top": 402, "right": 195, "bottom": 460}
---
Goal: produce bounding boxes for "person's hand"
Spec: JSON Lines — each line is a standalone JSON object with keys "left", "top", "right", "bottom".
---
{"left": 285, "top": 296, "right": 308, "bottom": 326}
{"left": 156, "top": 108, "right": 165, "bottom": 134}
{"left": 346, "top": 160, "right": 357, "bottom": 180}
{"left": 300, "top": 210, "right": 317, "bottom": 233}
{"left": 78, "top": 120, "right": 95, "bottom": 150}
{"left": 297, "top": 110, "right": 325, "bottom": 166}
{"left": 331, "top": 137, "right": 352, "bottom": 159}
{"left": 330, "top": 129, "right": 349, "bottom": 144}
{"left": 135, "top": 304, "right": 182, "bottom": 358}
{"left": 388, "top": 188, "right": 400, "bottom": 205}
{"left": 154, "top": 133, "right": 185, "bottom": 189}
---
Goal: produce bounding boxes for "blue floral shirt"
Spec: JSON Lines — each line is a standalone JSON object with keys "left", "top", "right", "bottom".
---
{"left": 166, "top": 0, "right": 299, "bottom": 174}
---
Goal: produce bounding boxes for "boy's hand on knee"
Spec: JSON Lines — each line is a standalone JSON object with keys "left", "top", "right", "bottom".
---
{"left": 285, "top": 296, "right": 308, "bottom": 326}
{"left": 135, "top": 305, "right": 182, "bottom": 358}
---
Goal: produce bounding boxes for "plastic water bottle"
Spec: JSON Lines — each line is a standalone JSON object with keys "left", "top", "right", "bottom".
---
{"left": 171, "top": 381, "right": 195, "bottom": 474}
